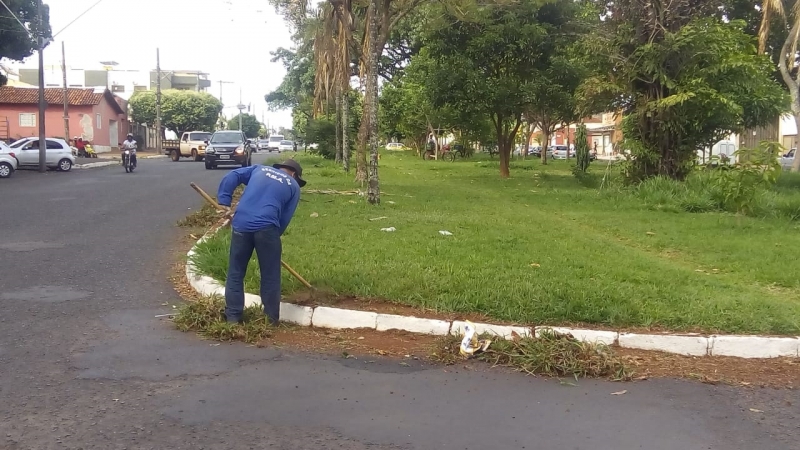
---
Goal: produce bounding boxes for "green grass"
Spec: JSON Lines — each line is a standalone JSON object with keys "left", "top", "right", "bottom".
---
{"left": 189, "top": 152, "right": 800, "bottom": 335}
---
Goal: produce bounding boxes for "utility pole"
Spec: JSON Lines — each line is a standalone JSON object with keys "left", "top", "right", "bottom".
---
{"left": 218, "top": 80, "right": 233, "bottom": 129}
{"left": 237, "top": 88, "right": 246, "bottom": 131}
{"left": 61, "top": 41, "right": 69, "bottom": 143}
{"left": 155, "top": 48, "right": 162, "bottom": 154}
{"left": 37, "top": 0, "right": 46, "bottom": 173}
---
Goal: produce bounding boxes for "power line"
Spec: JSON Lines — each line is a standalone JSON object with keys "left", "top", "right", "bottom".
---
{"left": 0, "top": 0, "right": 32, "bottom": 37}
{"left": 53, "top": 0, "right": 107, "bottom": 37}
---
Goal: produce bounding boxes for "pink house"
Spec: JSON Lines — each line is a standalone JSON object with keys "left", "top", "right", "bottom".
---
{"left": 0, "top": 86, "right": 128, "bottom": 153}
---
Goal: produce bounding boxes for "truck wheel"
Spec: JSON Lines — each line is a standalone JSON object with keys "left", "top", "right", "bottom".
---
{"left": 192, "top": 149, "right": 202, "bottom": 161}
{"left": 205, "top": 160, "right": 214, "bottom": 170}
{"left": 170, "top": 149, "right": 180, "bottom": 162}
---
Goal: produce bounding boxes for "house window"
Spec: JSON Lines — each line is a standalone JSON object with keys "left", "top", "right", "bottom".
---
{"left": 133, "top": 85, "right": 147, "bottom": 92}
{"left": 96, "top": 114, "right": 101, "bottom": 129}
{"left": 19, "top": 113, "right": 35, "bottom": 127}
{"left": 112, "top": 84, "right": 125, "bottom": 93}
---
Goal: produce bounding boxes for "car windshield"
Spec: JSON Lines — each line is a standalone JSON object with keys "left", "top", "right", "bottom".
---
{"left": 189, "top": 132, "right": 211, "bottom": 141}
{"left": 210, "top": 133, "right": 243, "bottom": 144}
{"left": 9, "top": 139, "right": 29, "bottom": 148}
{"left": 258, "top": 140, "right": 268, "bottom": 143}
{"left": 269, "top": 137, "right": 283, "bottom": 143}
{"left": 281, "top": 140, "right": 292, "bottom": 145}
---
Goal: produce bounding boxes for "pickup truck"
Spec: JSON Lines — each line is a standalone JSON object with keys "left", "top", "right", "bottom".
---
{"left": 163, "top": 131, "right": 213, "bottom": 162}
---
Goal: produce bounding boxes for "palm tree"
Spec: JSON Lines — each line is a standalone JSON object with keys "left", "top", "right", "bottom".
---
{"left": 758, "top": 0, "right": 800, "bottom": 171}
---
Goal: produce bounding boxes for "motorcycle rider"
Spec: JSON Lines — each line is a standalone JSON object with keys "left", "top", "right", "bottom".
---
{"left": 121, "top": 133, "right": 137, "bottom": 168}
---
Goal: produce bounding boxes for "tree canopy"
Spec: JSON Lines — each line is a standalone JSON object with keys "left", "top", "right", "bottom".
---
{"left": 580, "top": 12, "right": 789, "bottom": 180}
{"left": 228, "top": 113, "right": 262, "bottom": 139}
{"left": 421, "top": 0, "right": 586, "bottom": 177}
{"left": 0, "top": 0, "right": 52, "bottom": 85}
{"left": 129, "top": 90, "right": 223, "bottom": 136}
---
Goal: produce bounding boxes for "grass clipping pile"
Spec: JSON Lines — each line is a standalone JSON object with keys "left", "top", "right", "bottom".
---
{"left": 178, "top": 186, "right": 244, "bottom": 228}
{"left": 434, "top": 328, "right": 631, "bottom": 381}
{"left": 174, "top": 296, "right": 276, "bottom": 344}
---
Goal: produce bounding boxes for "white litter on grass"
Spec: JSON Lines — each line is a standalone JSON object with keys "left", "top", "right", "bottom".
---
{"left": 310, "top": 212, "right": 319, "bottom": 218}
{"left": 387, "top": 201, "right": 396, "bottom": 204}
{"left": 381, "top": 227, "right": 396, "bottom": 232}
{"left": 439, "top": 230, "right": 453, "bottom": 236}
{"left": 369, "top": 216, "right": 389, "bottom": 221}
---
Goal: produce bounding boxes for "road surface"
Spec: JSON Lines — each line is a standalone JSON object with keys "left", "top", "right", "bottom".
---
{"left": 1, "top": 158, "right": 798, "bottom": 449}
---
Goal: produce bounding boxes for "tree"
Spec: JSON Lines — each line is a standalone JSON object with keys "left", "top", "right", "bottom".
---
{"left": 424, "top": 0, "right": 583, "bottom": 177}
{"left": 580, "top": 11, "right": 788, "bottom": 181}
{"left": 756, "top": 0, "right": 800, "bottom": 171}
{"left": 228, "top": 113, "right": 262, "bottom": 138}
{"left": 379, "top": 49, "right": 460, "bottom": 154}
{"left": 523, "top": 55, "right": 585, "bottom": 165}
{"left": 574, "top": 123, "right": 590, "bottom": 174}
{"left": 129, "top": 90, "right": 222, "bottom": 136}
{"left": 0, "top": 0, "right": 51, "bottom": 86}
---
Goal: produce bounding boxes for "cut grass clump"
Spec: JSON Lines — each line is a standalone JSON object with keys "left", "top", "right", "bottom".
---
{"left": 177, "top": 202, "right": 221, "bottom": 228}
{"left": 432, "top": 330, "right": 631, "bottom": 381}
{"left": 173, "top": 296, "right": 274, "bottom": 344}
{"left": 178, "top": 186, "right": 244, "bottom": 228}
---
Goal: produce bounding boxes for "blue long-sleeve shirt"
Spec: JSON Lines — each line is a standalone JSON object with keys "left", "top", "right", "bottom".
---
{"left": 217, "top": 165, "right": 300, "bottom": 234}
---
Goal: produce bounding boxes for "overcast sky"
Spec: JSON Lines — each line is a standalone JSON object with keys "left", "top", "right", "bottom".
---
{"left": 11, "top": 0, "right": 295, "bottom": 128}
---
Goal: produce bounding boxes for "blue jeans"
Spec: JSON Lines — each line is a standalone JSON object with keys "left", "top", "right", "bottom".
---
{"left": 225, "top": 226, "right": 282, "bottom": 324}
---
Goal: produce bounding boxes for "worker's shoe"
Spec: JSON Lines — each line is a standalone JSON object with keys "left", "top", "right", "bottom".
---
{"left": 221, "top": 312, "right": 243, "bottom": 325}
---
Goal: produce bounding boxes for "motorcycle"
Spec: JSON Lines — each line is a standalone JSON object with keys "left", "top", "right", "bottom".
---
{"left": 122, "top": 150, "right": 135, "bottom": 173}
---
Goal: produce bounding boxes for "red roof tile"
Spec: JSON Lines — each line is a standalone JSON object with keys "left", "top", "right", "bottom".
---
{"left": 0, "top": 86, "right": 103, "bottom": 106}
{"left": 0, "top": 86, "right": 126, "bottom": 114}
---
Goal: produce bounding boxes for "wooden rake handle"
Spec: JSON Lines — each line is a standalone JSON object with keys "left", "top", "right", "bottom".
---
{"left": 189, "top": 182, "right": 314, "bottom": 290}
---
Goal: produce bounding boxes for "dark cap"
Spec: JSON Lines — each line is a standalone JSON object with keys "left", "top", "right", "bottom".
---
{"left": 273, "top": 159, "right": 306, "bottom": 187}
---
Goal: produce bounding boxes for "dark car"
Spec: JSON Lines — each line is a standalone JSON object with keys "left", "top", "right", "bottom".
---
{"left": 204, "top": 130, "right": 252, "bottom": 170}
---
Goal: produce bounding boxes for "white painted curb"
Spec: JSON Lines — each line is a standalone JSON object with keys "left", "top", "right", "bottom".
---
{"left": 184, "top": 228, "right": 800, "bottom": 359}
{"left": 74, "top": 161, "right": 118, "bottom": 169}
{"left": 74, "top": 154, "right": 167, "bottom": 169}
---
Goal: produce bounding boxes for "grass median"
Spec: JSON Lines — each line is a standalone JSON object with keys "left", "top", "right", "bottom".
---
{"left": 189, "top": 151, "right": 800, "bottom": 335}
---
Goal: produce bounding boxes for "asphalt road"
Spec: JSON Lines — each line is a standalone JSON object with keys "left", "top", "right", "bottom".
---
{"left": 1, "top": 157, "right": 798, "bottom": 450}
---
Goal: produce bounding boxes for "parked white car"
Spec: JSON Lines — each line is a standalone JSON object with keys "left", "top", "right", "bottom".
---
{"left": 551, "top": 145, "right": 573, "bottom": 159}
{"left": 9, "top": 137, "right": 75, "bottom": 171}
{"left": 781, "top": 148, "right": 795, "bottom": 170}
{"left": 0, "top": 142, "right": 18, "bottom": 178}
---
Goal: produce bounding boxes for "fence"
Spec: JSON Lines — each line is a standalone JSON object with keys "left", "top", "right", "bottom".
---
{"left": 128, "top": 122, "right": 159, "bottom": 150}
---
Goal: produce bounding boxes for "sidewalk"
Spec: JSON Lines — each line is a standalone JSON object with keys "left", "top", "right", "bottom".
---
{"left": 96, "top": 149, "right": 165, "bottom": 160}
{"left": 74, "top": 150, "right": 166, "bottom": 169}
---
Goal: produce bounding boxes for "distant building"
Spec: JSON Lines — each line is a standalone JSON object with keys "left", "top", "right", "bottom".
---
{"left": 16, "top": 65, "right": 211, "bottom": 100}
{"left": 0, "top": 86, "right": 128, "bottom": 152}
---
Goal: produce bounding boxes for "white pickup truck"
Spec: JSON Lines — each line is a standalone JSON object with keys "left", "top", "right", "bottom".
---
{"left": 164, "top": 131, "right": 213, "bottom": 162}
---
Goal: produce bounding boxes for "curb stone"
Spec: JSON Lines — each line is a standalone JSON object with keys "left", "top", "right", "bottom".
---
{"left": 185, "top": 228, "right": 800, "bottom": 359}
{"left": 74, "top": 154, "right": 167, "bottom": 169}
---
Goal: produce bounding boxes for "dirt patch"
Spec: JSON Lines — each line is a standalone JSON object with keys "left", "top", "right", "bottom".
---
{"left": 286, "top": 291, "right": 500, "bottom": 324}
{"left": 259, "top": 328, "right": 800, "bottom": 388}
{"left": 619, "top": 349, "right": 800, "bottom": 388}
{"left": 265, "top": 326, "right": 438, "bottom": 359}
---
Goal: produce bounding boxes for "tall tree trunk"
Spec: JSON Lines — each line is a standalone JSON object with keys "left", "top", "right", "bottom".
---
{"left": 524, "top": 123, "right": 533, "bottom": 158}
{"left": 777, "top": 23, "right": 800, "bottom": 172}
{"left": 335, "top": 87, "right": 343, "bottom": 164}
{"left": 495, "top": 116, "right": 511, "bottom": 178}
{"left": 365, "top": 0, "right": 381, "bottom": 204}
{"left": 541, "top": 128, "right": 550, "bottom": 165}
{"left": 342, "top": 88, "right": 351, "bottom": 173}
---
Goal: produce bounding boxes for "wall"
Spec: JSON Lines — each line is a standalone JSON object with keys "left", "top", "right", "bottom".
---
{"left": 0, "top": 103, "right": 93, "bottom": 142}
{"left": 91, "top": 97, "right": 128, "bottom": 151}
{"left": 0, "top": 99, "right": 126, "bottom": 152}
